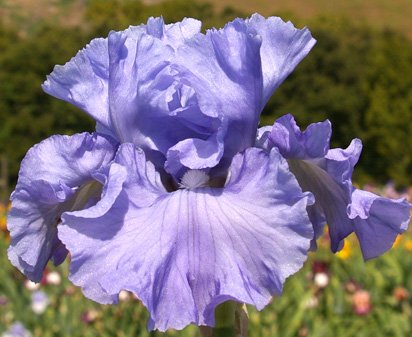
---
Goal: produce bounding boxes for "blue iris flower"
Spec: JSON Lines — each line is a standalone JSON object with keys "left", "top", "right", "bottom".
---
{"left": 7, "top": 15, "right": 410, "bottom": 331}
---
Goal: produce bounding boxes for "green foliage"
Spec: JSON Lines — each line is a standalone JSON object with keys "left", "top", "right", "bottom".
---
{"left": 85, "top": 0, "right": 147, "bottom": 35}
{"left": 361, "top": 30, "right": 412, "bottom": 186}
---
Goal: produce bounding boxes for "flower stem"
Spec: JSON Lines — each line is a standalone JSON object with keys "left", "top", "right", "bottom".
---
{"left": 199, "top": 301, "right": 248, "bottom": 337}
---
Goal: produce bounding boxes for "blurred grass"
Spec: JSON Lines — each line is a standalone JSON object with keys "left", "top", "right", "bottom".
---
{"left": 1, "top": 201, "right": 412, "bottom": 337}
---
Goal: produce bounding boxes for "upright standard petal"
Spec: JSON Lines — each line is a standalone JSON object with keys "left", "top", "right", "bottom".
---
{"left": 123, "top": 17, "right": 202, "bottom": 46}
{"left": 41, "top": 17, "right": 201, "bottom": 135}
{"left": 245, "top": 14, "right": 316, "bottom": 105}
{"left": 107, "top": 17, "right": 264, "bottom": 176}
{"left": 166, "top": 18, "right": 264, "bottom": 174}
{"left": 42, "top": 38, "right": 111, "bottom": 130}
{"left": 7, "top": 133, "right": 116, "bottom": 281}
{"left": 260, "top": 114, "right": 411, "bottom": 258}
{"left": 59, "top": 144, "right": 313, "bottom": 331}
{"left": 42, "top": 16, "right": 315, "bottom": 178}
{"left": 107, "top": 25, "right": 223, "bottom": 173}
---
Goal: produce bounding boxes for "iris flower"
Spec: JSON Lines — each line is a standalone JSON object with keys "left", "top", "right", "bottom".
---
{"left": 7, "top": 15, "right": 411, "bottom": 331}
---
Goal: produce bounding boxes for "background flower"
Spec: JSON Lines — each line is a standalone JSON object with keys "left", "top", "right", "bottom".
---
{"left": 31, "top": 291, "right": 49, "bottom": 315}
{"left": 1, "top": 322, "right": 31, "bottom": 337}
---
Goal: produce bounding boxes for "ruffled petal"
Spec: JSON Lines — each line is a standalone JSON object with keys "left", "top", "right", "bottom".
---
{"left": 41, "top": 17, "right": 201, "bottom": 134}
{"left": 255, "top": 125, "right": 272, "bottom": 149}
{"left": 7, "top": 133, "right": 116, "bottom": 281}
{"left": 107, "top": 27, "right": 174, "bottom": 144}
{"left": 7, "top": 181, "right": 72, "bottom": 281}
{"left": 245, "top": 14, "right": 316, "bottom": 105}
{"left": 324, "top": 139, "right": 362, "bottom": 185}
{"left": 263, "top": 114, "right": 351, "bottom": 250}
{"left": 122, "top": 17, "right": 202, "bottom": 47}
{"left": 164, "top": 17, "right": 202, "bottom": 44}
{"left": 349, "top": 189, "right": 412, "bottom": 260}
{"left": 42, "top": 38, "right": 111, "bottom": 129}
{"left": 170, "top": 18, "right": 264, "bottom": 172}
{"left": 107, "top": 22, "right": 223, "bottom": 173}
{"left": 165, "top": 133, "right": 225, "bottom": 177}
{"left": 107, "top": 16, "right": 266, "bottom": 175}
{"left": 268, "top": 113, "right": 331, "bottom": 159}
{"left": 145, "top": 16, "right": 202, "bottom": 46}
{"left": 17, "top": 132, "right": 116, "bottom": 186}
{"left": 43, "top": 16, "right": 315, "bottom": 177}
{"left": 59, "top": 144, "right": 313, "bottom": 331}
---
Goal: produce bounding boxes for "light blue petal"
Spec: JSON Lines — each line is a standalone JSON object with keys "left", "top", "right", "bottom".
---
{"left": 262, "top": 114, "right": 344, "bottom": 249}
{"left": 245, "top": 14, "right": 316, "bottom": 105}
{"left": 311, "top": 139, "right": 363, "bottom": 251}
{"left": 255, "top": 125, "right": 272, "bottom": 149}
{"left": 267, "top": 113, "right": 331, "bottom": 159}
{"left": 108, "top": 16, "right": 266, "bottom": 175}
{"left": 107, "top": 28, "right": 174, "bottom": 144}
{"left": 7, "top": 181, "right": 73, "bottom": 281}
{"left": 174, "top": 19, "right": 264, "bottom": 160}
{"left": 306, "top": 205, "right": 326, "bottom": 251}
{"left": 42, "top": 17, "right": 202, "bottom": 138}
{"left": 165, "top": 130, "right": 226, "bottom": 177}
{"left": 123, "top": 17, "right": 202, "bottom": 46}
{"left": 17, "top": 132, "right": 116, "bottom": 187}
{"left": 7, "top": 133, "right": 116, "bottom": 281}
{"left": 107, "top": 24, "right": 223, "bottom": 173}
{"left": 324, "top": 138, "right": 362, "bottom": 184}
{"left": 287, "top": 158, "right": 353, "bottom": 252}
{"left": 59, "top": 145, "right": 313, "bottom": 331}
{"left": 164, "top": 17, "right": 202, "bottom": 44}
{"left": 349, "top": 189, "right": 411, "bottom": 260}
{"left": 43, "top": 16, "right": 315, "bottom": 177}
{"left": 42, "top": 38, "right": 111, "bottom": 130}
{"left": 147, "top": 16, "right": 202, "bottom": 45}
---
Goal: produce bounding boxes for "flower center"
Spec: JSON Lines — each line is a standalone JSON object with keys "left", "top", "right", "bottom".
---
{"left": 179, "top": 170, "right": 210, "bottom": 189}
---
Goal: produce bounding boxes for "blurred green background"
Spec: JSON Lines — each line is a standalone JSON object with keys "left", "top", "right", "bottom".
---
{"left": 1, "top": 0, "right": 412, "bottom": 336}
